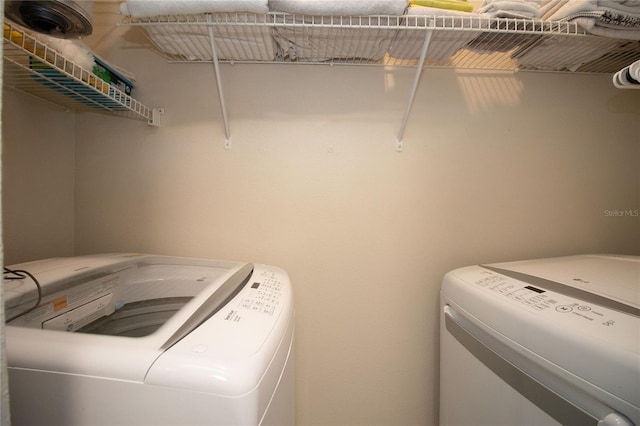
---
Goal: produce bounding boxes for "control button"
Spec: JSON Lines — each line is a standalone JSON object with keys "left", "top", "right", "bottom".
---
{"left": 577, "top": 305, "right": 591, "bottom": 311}
{"left": 556, "top": 305, "right": 573, "bottom": 313}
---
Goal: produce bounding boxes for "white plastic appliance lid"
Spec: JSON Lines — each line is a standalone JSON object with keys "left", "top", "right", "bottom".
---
{"left": 486, "top": 254, "right": 640, "bottom": 313}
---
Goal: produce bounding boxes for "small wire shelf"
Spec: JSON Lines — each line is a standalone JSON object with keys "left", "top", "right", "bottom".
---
{"left": 3, "top": 20, "right": 162, "bottom": 125}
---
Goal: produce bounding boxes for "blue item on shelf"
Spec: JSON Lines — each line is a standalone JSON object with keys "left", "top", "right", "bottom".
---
{"left": 30, "top": 57, "right": 131, "bottom": 110}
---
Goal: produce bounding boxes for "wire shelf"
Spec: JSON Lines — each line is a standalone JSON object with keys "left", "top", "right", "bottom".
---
{"left": 121, "top": 12, "right": 640, "bottom": 73}
{"left": 3, "top": 20, "right": 161, "bottom": 125}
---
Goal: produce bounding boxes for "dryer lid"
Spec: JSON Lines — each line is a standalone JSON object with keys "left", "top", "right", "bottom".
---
{"left": 485, "top": 255, "right": 640, "bottom": 315}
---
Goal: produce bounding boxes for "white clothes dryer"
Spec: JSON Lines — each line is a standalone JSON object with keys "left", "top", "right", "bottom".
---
{"left": 4, "top": 253, "right": 295, "bottom": 426}
{"left": 440, "top": 254, "right": 639, "bottom": 426}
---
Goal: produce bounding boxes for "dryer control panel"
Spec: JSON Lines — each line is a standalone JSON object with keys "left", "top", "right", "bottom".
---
{"left": 441, "top": 256, "right": 640, "bottom": 426}
{"left": 446, "top": 266, "right": 639, "bottom": 351}
{"left": 473, "top": 271, "right": 624, "bottom": 326}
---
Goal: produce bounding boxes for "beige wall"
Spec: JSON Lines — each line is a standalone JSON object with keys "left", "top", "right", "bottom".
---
{"left": 1, "top": 89, "right": 75, "bottom": 265}
{"left": 73, "top": 54, "right": 639, "bottom": 425}
{"left": 3, "top": 8, "right": 640, "bottom": 426}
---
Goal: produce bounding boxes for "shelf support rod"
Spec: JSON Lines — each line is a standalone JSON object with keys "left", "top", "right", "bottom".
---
{"left": 396, "top": 23, "right": 434, "bottom": 152}
{"left": 206, "top": 14, "right": 232, "bottom": 149}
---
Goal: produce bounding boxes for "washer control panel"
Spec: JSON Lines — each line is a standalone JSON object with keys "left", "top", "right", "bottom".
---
{"left": 238, "top": 269, "right": 284, "bottom": 316}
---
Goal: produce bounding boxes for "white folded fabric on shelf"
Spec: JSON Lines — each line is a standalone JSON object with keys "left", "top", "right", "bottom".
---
{"left": 268, "top": 0, "right": 409, "bottom": 16}
{"left": 120, "top": 0, "right": 269, "bottom": 17}
{"left": 272, "top": 15, "right": 398, "bottom": 61}
{"left": 388, "top": 7, "right": 485, "bottom": 62}
{"left": 511, "top": 34, "right": 622, "bottom": 71}
{"left": 32, "top": 33, "right": 96, "bottom": 71}
{"left": 477, "top": 0, "right": 542, "bottom": 19}
{"left": 541, "top": 0, "right": 640, "bottom": 39}
{"left": 269, "top": 0, "right": 408, "bottom": 61}
{"left": 143, "top": 13, "right": 276, "bottom": 61}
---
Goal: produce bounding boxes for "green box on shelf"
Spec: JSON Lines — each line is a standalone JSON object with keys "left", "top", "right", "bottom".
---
{"left": 92, "top": 57, "right": 134, "bottom": 96}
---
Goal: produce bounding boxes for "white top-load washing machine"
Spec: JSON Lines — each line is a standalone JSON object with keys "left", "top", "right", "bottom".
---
{"left": 3, "top": 253, "right": 295, "bottom": 426}
{"left": 440, "top": 254, "right": 639, "bottom": 426}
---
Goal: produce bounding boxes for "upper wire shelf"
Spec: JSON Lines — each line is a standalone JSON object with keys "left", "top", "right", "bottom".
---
{"left": 121, "top": 12, "right": 640, "bottom": 74}
{"left": 3, "top": 20, "right": 162, "bottom": 125}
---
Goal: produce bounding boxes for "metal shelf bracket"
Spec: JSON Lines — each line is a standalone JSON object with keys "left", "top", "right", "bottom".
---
{"left": 149, "top": 108, "right": 164, "bottom": 126}
{"left": 206, "top": 14, "right": 232, "bottom": 150}
{"left": 396, "top": 22, "right": 434, "bottom": 152}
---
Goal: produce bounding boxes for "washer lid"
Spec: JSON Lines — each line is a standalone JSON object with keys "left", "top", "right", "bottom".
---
{"left": 5, "top": 0, "right": 93, "bottom": 38}
{"left": 4, "top": 254, "right": 254, "bottom": 382}
{"left": 486, "top": 255, "right": 640, "bottom": 315}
